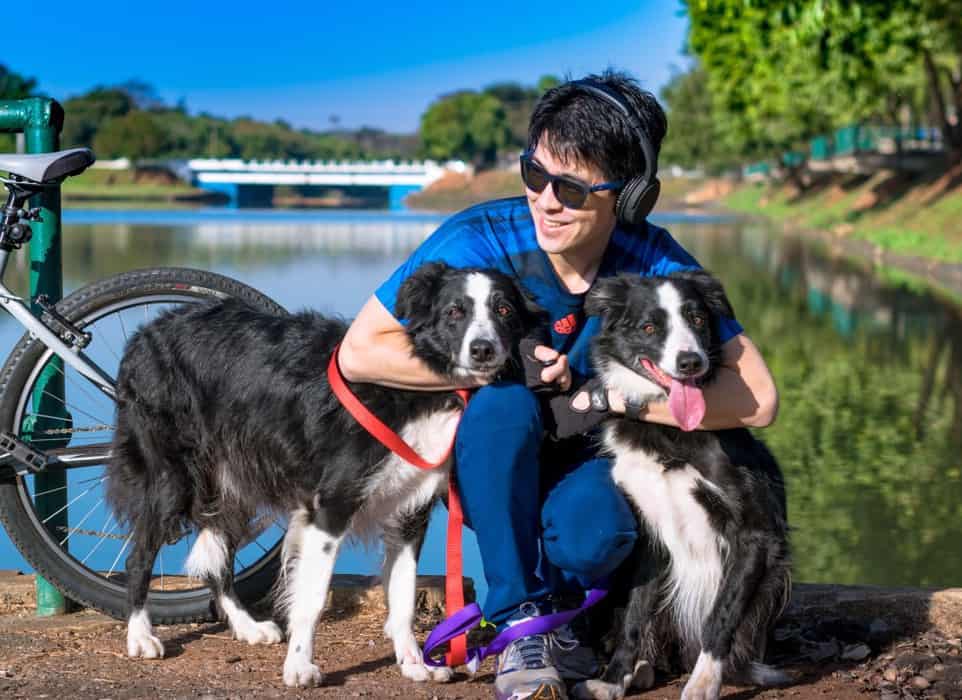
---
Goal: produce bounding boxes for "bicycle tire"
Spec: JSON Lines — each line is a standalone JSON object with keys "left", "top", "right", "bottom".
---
{"left": 0, "top": 267, "right": 287, "bottom": 623}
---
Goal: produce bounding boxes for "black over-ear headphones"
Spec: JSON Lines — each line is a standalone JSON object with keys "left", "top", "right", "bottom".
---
{"left": 570, "top": 79, "right": 661, "bottom": 226}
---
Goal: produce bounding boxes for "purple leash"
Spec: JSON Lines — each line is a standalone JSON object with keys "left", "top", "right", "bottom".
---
{"left": 422, "top": 588, "right": 607, "bottom": 672}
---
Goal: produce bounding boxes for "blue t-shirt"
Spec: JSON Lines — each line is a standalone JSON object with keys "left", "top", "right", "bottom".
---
{"left": 376, "top": 196, "right": 742, "bottom": 380}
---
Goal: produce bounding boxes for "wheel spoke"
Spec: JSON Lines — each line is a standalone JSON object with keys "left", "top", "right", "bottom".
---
{"left": 81, "top": 514, "right": 119, "bottom": 564}
{"left": 40, "top": 477, "right": 104, "bottom": 525}
{"left": 60, "top": 497, "right": 104, "bottom": 546}
{"left": 107, "top": 533, "right": 132, "bottom": 579}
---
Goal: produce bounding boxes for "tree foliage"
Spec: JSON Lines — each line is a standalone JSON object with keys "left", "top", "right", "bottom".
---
{"left": 659, "top": 66, "right": 737, "bottom": 173}
{"left": 418, "top": 75, "right": 560, "bottom": 167}
{"left": 682, "top": 0, "right": 962, "bottom": 164}
{"left": 0, "top": 64, "right": 36, "bottom": 100}
{"left": 55, "top": 81, "right": 418, "bottom": 162}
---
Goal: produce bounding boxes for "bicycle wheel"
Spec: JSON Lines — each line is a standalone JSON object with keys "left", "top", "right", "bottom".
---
{"left": 0, "top": 267, "right": 288, "bottom": 623}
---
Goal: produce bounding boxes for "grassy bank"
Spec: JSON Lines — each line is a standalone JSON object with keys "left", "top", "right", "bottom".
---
{"left": 62, "top": 168, "right": 216, "bottom": 207}
{"left": 722, "top": 167, "right": 962, "bottom": 263}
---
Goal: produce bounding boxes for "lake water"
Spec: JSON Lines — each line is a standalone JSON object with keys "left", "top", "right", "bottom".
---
{"left": 1, "top": 206, "right": 960, "bottom": 609}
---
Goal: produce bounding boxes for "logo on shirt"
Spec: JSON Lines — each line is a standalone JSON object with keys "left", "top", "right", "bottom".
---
{"left": 553, "top": 313, "right": 578, "bottom": 335}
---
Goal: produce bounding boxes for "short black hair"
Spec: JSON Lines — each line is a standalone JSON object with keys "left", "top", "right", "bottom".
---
{"left": 527, "top": 69, "right": 667, "bottom": 183}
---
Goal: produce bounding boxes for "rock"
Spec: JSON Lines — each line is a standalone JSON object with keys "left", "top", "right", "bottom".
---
{"left": 882, "top": 667, "right": 899, "bottom": 683}
{"left": 841, "top": 642, "right": 872, "bottom": 661}
{"left": 225, "top": 655, "right": 241, "bottom": 664}
{"left": 879, "top": 692, "right": 900, "bottom": 700}
{"left": 909, "top": 675, "right": 930, "bottom": 689}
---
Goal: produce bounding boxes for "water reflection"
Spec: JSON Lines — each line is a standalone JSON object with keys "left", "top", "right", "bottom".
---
{"left": 674, "top": 220, "right": 962, "bottom": 588}
{"left": 0, "top": 210, "right": 958, "bottom": 600}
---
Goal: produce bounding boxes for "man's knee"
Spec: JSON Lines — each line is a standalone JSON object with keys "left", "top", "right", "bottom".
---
{"left": 541, "top": 460, "right": 637, "bottom": 584}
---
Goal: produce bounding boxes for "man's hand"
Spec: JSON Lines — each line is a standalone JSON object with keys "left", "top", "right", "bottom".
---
{"left": 544, "top": 377, "right": 611, "bottom": 440}
{"left": 519, "top": 338, "right": 572, "bottom": 393}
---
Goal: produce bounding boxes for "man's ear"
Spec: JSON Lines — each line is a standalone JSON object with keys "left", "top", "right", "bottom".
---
{"left": 672, "top": 269, "right": 735, "bottom": 319}
{"left": 585, "top": 275, "right": 632, "bottom": 322}
{"left": 396, "top": 261, "right": 449, "bottom": 321}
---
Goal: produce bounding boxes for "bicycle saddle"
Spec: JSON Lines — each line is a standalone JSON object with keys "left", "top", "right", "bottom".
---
{"left": 0, "top": 148, "right": 95, "bottom": 184}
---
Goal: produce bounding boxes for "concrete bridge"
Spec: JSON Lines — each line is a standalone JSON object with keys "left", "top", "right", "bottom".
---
{"left": 184, "top": 158, "right": 466, "bottom": 208}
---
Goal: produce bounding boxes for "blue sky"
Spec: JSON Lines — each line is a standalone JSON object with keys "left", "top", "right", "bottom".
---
{"left": 19, "top": 1, "right": 691, "bottom": 133}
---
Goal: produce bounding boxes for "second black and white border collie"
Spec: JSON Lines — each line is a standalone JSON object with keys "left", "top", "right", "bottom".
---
{"left": 105, "top": 261, "right": 544, "bottom": 688}
{"left": 575, "top": 270, "right": 791, "bottom": 700}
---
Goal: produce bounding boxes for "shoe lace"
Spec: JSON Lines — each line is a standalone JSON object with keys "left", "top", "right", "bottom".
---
{"left": 503, "top": 602, "right": 553, "bottom": 670}
{"left": 549, "top": 623, "right": 579, "bottom": 653}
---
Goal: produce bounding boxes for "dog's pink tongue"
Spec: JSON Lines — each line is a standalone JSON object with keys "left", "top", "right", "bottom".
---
{"left": 669, "top": 379, "right": 705, "bottom": 432}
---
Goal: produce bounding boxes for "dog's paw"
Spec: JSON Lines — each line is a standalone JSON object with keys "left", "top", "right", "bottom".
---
{"left": 393, "top": 633, "right": 449, "bottom": 683}
{"left": 126, "top": 629, "right": 165, "bottom": 659}
{"left": 430, "top": 665, "right": 454, "bottom": 683}
{"left": 681, "top": 652, "right": 723, "bottom": 700}
{"left": 283, "top": 658, "right": 323, "bottom": 688}
{"left": 235, "top": 620, "right": 283, "bottom": 645}
{"left": 399, "top": 661, "right": 431, "bottom": 682}
{"left": 572, "top": 679, "right": 626, "bottom": 700}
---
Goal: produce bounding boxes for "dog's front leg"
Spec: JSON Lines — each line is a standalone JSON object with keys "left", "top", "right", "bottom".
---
{"left": 382, "top": 504, "right": 453, "bottom": 683}
{"left": 682, "top": 543, "right": 767, "bottom": 700}
{"left": 281, "top": 510, "right": 344, "bottom": 688}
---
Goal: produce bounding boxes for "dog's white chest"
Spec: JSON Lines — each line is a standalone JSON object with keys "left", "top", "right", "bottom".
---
{"left": 607, "top": 433, "right": 728, "bottom": 644}
{"left": 351, "top": 409, "right": 460, "bottom": 535}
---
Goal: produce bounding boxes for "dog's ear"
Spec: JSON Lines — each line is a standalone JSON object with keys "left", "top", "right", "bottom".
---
{"left": 672, "top": 269, "right": 735, "bottom": 319}
{"left": 585, "top": 275, "right": 632, "bottom": 321}
{"left": 396, "top": 261, "right": 449, "bottom": 321}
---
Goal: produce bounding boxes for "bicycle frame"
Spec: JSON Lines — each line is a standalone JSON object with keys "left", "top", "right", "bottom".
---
{"left": 0, "top": 247, "right": 116, "bottom": 474}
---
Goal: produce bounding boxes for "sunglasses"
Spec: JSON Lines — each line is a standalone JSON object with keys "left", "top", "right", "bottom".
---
{"left": 520, "top": 152, "right": 623, "bottom": 209}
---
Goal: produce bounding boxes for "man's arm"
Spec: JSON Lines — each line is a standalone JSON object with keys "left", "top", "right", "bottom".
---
{"left": 339, "top": 295, "right": 483, "bottom": 391}
{"left": 610, "top": 334, "right": 779, "bottom": 429}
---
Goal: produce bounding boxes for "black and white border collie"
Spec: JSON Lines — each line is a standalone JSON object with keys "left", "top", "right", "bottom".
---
{"left": 575, "top": 270, "right": 791, "bottom": 700}
{"left": 105, "top": 262, "right": 544, "bottom": 688}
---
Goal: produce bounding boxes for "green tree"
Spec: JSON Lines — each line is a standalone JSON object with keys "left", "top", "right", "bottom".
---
{"left": 659, "top": 66, "right": 737, "bottom": 174}
{"left": 93, "top": 111, "right": 168, "bottom": 158}
{"left": 419, "top": 91, "right": 512, "bottom": 167}
{"left": 0, "top": 64, "right": 37, "bottom": 152}
{"left": 0, "top": 64, "right": 36, "bottom": 99}
{"left": 684, "top": 0, "right": 962, "bottom": 163}
{"left": 62, "top": 88, "right": 135, "bottom": 148}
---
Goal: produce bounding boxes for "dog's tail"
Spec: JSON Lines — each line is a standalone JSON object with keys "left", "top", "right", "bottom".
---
{"left": 748, "top": 661, "right": 791, "bottom": 687}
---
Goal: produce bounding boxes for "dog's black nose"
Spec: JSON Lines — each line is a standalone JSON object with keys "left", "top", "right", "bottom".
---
{"left": 677, "top": 351, "right": 704, "bottom": 376}
{"left": 470, "top": 339, "right": 495, "bottom": 363}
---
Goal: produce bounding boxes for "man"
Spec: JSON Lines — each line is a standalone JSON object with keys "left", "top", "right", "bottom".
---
{"left": 339, "top": 71, "right": 778, "bottom": 700}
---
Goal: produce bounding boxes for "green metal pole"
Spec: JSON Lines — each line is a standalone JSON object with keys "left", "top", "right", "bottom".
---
{"left": 0, "top": 97, "right": 70, "bottom": 616}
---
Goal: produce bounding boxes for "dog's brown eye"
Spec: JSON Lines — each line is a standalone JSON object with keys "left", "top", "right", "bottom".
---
{"left": 496, "top": 304, "right": 513, "bottom": 317}
{"left": 643, "top": 323, "right": 656, "bottom": 335}
{"left": 691, "top": 314, "right": 705, "bottom": 328}
{"left": 447, "top": 305, "right": 465, "bottom": 320}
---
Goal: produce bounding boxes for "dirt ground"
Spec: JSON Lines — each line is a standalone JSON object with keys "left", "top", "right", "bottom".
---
{"left": 0, "top": 574, "right": 960, "bottom": 700}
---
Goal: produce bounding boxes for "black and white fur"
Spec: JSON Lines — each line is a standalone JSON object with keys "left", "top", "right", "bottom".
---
{"left": 575, "top": 270, "right": 791, "bottom": 700}
{"left": 105, "top": 262, "right": 544, "bottom": 688}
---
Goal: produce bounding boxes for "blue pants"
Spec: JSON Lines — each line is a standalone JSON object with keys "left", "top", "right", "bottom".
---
{"left": 455, "top": 382, "right": 638, "bottom": 625}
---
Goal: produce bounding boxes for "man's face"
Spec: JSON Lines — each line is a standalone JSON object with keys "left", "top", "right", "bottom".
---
{"left": 524, "top": 139, "right": 619, "bottom": 261}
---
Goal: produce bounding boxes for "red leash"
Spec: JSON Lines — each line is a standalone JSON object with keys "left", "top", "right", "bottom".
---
{"left": 327, "top": 344, "right": 471, "bottom": 667}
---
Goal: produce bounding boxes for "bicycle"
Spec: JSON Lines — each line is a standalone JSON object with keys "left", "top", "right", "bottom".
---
{"left": 0, "top": 147, "right": 286, "bottom": 622}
